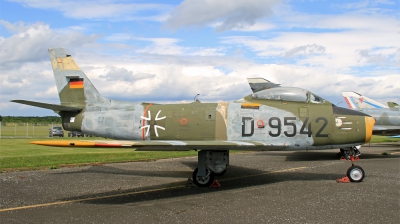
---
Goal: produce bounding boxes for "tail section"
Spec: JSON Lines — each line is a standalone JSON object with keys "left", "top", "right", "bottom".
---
{"left": 48, "top": 48, "right": 106, "bottom": 108}
{"left": 247, "top": 78, "right": 281, "bottom": 93}
{"left": 387, "top": 102, "right": 399, "bottom": 108}
{"left": 342, "top": 92, "right": 388, "bottom": 109}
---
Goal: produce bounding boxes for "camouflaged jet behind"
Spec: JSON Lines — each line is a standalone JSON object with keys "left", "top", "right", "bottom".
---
{"left": 12, "top": 48, "right": 375, "bottom": 186}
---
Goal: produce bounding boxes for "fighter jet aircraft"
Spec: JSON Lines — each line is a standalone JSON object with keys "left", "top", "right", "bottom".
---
{"left": 341, "top": 92, "right": 400, "bottom": 137}
{"left": 12, "top": 48, "right": 375, "bottom": 186}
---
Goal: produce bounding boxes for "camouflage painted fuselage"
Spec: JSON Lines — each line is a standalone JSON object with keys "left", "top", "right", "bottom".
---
{"left": 34, "top": 48, "right": 375, "bottom": 150}
{"left": 60, "top": 97, "right": 371, "bottom": 150}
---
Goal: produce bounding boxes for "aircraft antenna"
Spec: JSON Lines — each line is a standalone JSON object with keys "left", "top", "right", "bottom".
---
{"left": 194, "top": 94, "right": 200, "bottom": 102}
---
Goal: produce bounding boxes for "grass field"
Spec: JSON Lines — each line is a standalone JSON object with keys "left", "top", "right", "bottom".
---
{"left": 0, "top": 136, "right": 398, "bottom": 172}
{"left": 0, "top": 123, "right": 63, "bottom": 137}
{"left": 0, "top": 138, "right": 199, "bottom": 172}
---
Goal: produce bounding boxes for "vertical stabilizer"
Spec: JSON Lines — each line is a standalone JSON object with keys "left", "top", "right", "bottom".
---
{"left": 342, "top": 91, "right": 388, "bottom": 109}
{"left": 48, "top": 48, "right": 106, "bottom": 107}
{"left": 387, "top": 102, "right": 399, "bottom": 108}
{"left": 247, "top": 78, "right": 281, "bottom": 93}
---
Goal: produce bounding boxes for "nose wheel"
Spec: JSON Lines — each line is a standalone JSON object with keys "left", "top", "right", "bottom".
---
{"left": 337, "top": 146, "right": 365, "bottom": 183}
{"left": 347, "top": 165, "right": 365, "bottom": 182}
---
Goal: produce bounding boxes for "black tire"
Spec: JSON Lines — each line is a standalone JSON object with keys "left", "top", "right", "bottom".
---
{"left": 192, "top": 168, "right": 214, "bottom": 187}
{"left": 347, "top": 165, "right": 365, "bottom": 182}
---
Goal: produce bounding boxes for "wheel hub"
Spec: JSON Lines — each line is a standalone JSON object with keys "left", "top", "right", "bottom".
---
{"left": 350, "top": 168, "right": 363, "bottom": 181}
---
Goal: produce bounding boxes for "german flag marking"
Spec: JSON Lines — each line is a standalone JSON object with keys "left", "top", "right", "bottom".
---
{"left": 69, "top": 79, "right": 84, "bottom": 89}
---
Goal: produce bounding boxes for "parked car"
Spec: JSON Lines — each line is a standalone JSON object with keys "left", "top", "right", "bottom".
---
{"left": 49, "top": 126, "right": 64, "bottom": 137}
{"left": 68, "top": 131, "right": 84, "bottom": 137}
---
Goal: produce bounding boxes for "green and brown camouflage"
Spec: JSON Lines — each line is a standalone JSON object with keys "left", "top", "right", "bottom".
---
{"left": 12, "top": 47, "right": 376, "bottom": 186}
{"left": 13, "top": 47, "right": 375, "bottom": 150}
{"left": 387, "top": 102, "right": 399, "bottom": 108}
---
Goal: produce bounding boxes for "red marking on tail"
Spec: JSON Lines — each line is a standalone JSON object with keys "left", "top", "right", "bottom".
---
{"left": 344, "top": 97, "right": 353, "bottom": 108}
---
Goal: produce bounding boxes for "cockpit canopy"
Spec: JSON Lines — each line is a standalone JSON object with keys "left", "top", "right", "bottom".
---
{"left": 251, "top": 87, "right": 326, "bottom": 104}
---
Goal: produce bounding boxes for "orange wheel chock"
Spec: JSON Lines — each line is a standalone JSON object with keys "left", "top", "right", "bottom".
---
{"left": 210, "top": 180, "right": 221, "bottom": 188}
{"left": 336, "top": 176, "right": 351, "bottom": 183}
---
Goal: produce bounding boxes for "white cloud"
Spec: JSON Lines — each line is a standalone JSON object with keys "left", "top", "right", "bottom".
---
{"left": 99, "top": 67, "right": 156, "bottom": 82}
{"left": 221, "top": 12, "right": 400, "bottom": 71}
{"left": 0, "top": 21, "right": 99, "bottom": 69}
{"left": 104, "top": 33, "right": 227, "bottom": 56}
{"left": 1, "top": 0, "right": 399, "bottom": 116}
{"left": 282, "top": 44, "right": 326, "bottom": 58}
{"left": 164, "top": 0, "right": 281, "bottom": 31}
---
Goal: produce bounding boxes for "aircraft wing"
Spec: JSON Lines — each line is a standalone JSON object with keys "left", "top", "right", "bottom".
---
{"left": 31, "top": 140, "right": 287, "bottom": 151}
{"left": 372, "top": 125, "right": 400, "bottom": 136}
{"left": 373, "top": 125, "right": 400, "bottom": 131}
{"left": 247, "top": 78, "right": 281, "bottom": 93}
{"left": 12, "top": 100, "right": 82, "bottom": 112}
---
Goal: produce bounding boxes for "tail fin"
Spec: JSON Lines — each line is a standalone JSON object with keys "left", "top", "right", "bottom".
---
{"left": 342, "top": 91, "right": 388, "bottom": 109}
{"left": 387, "top": 102, "right": 399, "bottom": 108}
{"left": 48, "top": 48, "right": 105, "bottom": 107}
{"left": 247, "top": 78, "right": 281, "bottom": 93}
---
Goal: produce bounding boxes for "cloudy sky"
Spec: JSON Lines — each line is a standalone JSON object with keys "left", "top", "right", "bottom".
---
{"left": 0, "top": 0, "right": 399, "bottom": 116}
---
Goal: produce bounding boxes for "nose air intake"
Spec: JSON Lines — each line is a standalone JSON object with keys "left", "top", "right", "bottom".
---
{"left": 365, "top": 116, "right": 375, "bottom": 143}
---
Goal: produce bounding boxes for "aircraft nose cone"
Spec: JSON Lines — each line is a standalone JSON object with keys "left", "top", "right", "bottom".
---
{"left": 365, "top": 116, "right": 375, "bottom": 143}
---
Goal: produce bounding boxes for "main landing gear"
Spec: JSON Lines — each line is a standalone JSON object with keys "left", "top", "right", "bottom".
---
{"left": 192, "top": 150, "right": 229, "bottom": 187}
{"left": 338, "top": 146, "right": 365, "bottom": 182}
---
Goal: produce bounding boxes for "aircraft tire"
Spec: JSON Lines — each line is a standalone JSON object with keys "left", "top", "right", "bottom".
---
{"left": 347, "top": 165, "right": 365, "bottom": 182}
{"left": 192, "top": 168, "right": 214, "bottom": 187}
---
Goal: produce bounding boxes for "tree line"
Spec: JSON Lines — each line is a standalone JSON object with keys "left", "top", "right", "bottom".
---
{"left": 0, "top": 116, "right": 62, "bottom": 124}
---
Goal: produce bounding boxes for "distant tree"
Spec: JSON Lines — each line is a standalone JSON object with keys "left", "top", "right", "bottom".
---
{"left": 2, "top": 116, "right": 62, "bottom": 124}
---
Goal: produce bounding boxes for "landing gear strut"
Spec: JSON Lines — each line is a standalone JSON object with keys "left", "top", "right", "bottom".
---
{"left": 338, "top": 146, "right": 365, "bottom": 182}
{"left": 192, "top": 150, "right": 229, "bottom": 187}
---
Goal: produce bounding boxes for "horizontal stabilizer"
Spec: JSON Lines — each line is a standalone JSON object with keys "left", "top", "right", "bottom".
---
{"left": 12, "top": 100, "right": 82, "bottom": 112}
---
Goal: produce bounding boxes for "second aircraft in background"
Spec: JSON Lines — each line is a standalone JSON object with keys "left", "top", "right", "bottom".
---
{"left": 342, "top": 91, "right": 400, "bottom": 137}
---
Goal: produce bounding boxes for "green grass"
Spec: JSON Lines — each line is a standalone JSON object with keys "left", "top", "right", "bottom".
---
{"left": 370, "top": 135, "right": 400, "bottom": 143}
{"left": 0, "top": 135, "right": 398, "bottom": 172}
{"left": 0, "top": 138, "right": 197, "bottom": 172}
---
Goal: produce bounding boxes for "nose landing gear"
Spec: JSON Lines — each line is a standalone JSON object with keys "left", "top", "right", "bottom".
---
{"left": 337, "top": 146, "right": 365, "bottom": 183}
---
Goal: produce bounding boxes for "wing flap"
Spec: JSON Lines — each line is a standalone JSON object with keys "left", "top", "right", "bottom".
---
{"left": 373, "top": 125, "right": 400, "bottom": 131}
